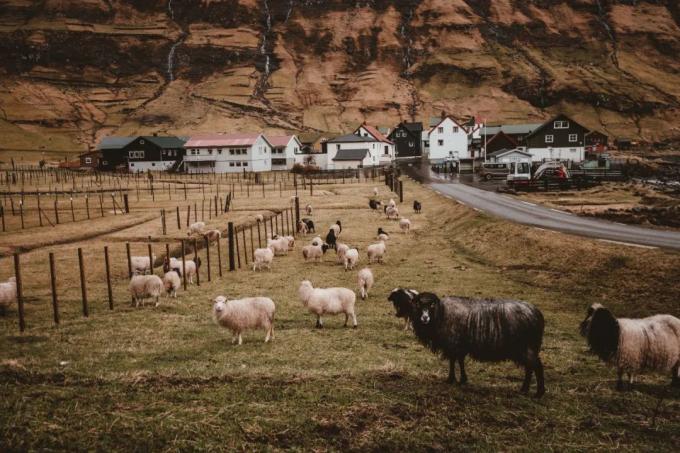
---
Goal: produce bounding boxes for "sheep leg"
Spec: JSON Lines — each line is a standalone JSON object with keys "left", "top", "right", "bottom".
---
{"left": 533, "top": 358, "right": 545, "bottom": 398}
{"left": 154, "top": 296, "right": 160, "bottom": 307}
{"left": 351, "top": 311, "right": 358, "bottom": 328}
{"left": 403, "top": 318, "right": 411, "bottom": 331}
{"left": 447, "top": 358, "right": 457, "bottom": 384}
{"left": 458, "top": 357, "right": 468, "bottom": 385}
{"left": 521, "top": 366, "right": 533, "bottom": 394}
{"left": 627, "top": 373, "right": 634, "bottom": 390}
{"left": 315, "top": 315, "right": 323, "bottom": 329}
{"left": 344, "top": 313, "right": 349, "bottom": 327}
{"left": 616, "top": 370, "right": 624, "bottom": 391}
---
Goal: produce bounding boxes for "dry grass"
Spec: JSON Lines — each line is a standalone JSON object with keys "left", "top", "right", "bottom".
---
{"left": 1, "top": 175, "right": 679, "bottom": 451}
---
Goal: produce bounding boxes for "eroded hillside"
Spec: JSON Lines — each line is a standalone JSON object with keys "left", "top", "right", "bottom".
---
{"left": 0, "top": 0, "right": 679, "bottom": 153}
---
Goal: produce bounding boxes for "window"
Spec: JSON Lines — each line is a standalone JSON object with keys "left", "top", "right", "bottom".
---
{"left": 545, "top": 135, "right": 554, "bottom": 143}
{"left": 85, "top": 157, "right": 92, "bottom": 164}
{"left": 569, "top": 134, "right": 578, "bottom": 142}
{"left": 139, "top": 139, "right": 145, "bottom": 144}
{"left": 453, "top": 127, "right": 458, "bottom": 133}
{"left": 229, "top": 149, "right": 234, "bottom": 155}
{"left": 554, "top": 120, "right": 570, "bottom": 129}
{"left": 152, "top": 163, "right": 156, "bottom": 166}
{"left": 384, "top": 145, "right": 389, "bottom": 155}
{"left": 336, "top": 144, "right": 340, "bottom": 151}
{"left": 218, "top": 150, "right": 222, "bottom": 155}
{"left": 229, "top": 162, "right": 235, "bottom": 167}
{"left": 438, "top": 127, "right": 443, "bottom": 133}
{"left": 570, "top": 149, "right": 577, "bottom": 153}
{"left": 438, "top": 139, "right": 444, "bottom": 146}
{"left": 243, "top": 162, "right": 248, "bottom": 167}
{"left": 128, "top": 151, "right": 145, "bottom": 159}
{"left": 208, "top": 149, "right": 213, "bottom": 155}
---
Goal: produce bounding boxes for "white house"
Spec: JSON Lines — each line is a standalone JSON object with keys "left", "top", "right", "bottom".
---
{"left": 325, "top": 133, "right": 382, "bottom": 169}
{"left": 183, "top": 133, "right": 273, "bottom": 173}
{"left": 267, "top": 135, "right": 302, "bottom": 170}
{"left": 487, "top": 148, "right": 533, "bottom": 163}
{"left": 522, "top": 114, "right": 588, "bottom": 163}
{"left": 427, "top": 116, "right": 470, "bottom": 161}
{"left": 353, "top": 123, "right": 395, "bottom": 165}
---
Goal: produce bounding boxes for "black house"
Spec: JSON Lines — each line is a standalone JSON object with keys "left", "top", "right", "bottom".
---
{"left": 98, "top": 135, "right": 186, "bottom": 172}
{"left": 523, "top": 114, "right": 589, "bottom": 162}
{"left": 98, "top": 136, "right": 135, "bottom": 170}
{"left": 387, "top": 122, "right": 423, "bottom": 158}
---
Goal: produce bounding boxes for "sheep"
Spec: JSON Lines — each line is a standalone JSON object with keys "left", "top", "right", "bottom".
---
{"left": 332, "top": 220, "right": 342, "bottom": 235}
{"left": 267, "top": 237, "right": 289, "bottom": 256}
{"left": 373, "top": 187, "right": 379, "bottom": 196}
{"left": 306, "top": 204, "right": 313, "bottom": 215}
{"left": 302, "top": 243, "right": 329, "bottom": 262}
{"left": 163, "top": 271, "right": 181, "bottom": 298}
{"left": 377, "top": 227, "right": 389, "bottom": 241}
{"left": 411, "top": 292, "right": 546, "bottom": 397}
{"left": 301, "top": 218, "right": 315, "bottom": 233}
{"left": 387, "top": 288, "right": 419, "bottom": 331}
{"left": 252, "top": 247, "right": 275, "bottom": 271}
{"left": 203, "top": 229, "right": 221, "bottom": 243}
{"left": 357, "top": 268, "right": 373, "bottom": 300}
{"left": 284, "top": 235, "right": 295, "bottom": 251}
{"left": 387, "top": 198, "right": 396, "bottom": 208}
{"left": 344, "top": 248, "right": 359, "bottom": 271}
{"left": 580, "top": 303, "right": 680, "bottom": 390}
{"left": 130, "top": 255, "right": 156, "bottom": 275}
{"left": 369, "top": 199, "right": 381, "bottom": 211}
{"left": 0, "top": 277, "right": 17, "bottom": 314}
{"left": 255, "top": 214, "right": 264, "bottom": 223}
{"left": 336, "top": 243, "right": 350, "bottom": 263}
{"left": 298, "top": 280, "right": 357, "bottom": 328}
{"left": 187, "top": 221, "right": 206, "bottom": 236}
{"left": 386, "top": 206, "right": 399, "bottom": 220}
{"left": 129, "top": 274, "right": 164, "bottom": 307}
{"left": 311, "top": 236, "right": 323, "bottom": 246}
{"left": 413, "top": 200, "right": 422, "bottom": 213}
{"left": 168, "top": 257, "right": 199, "bottom": 284}
{"left": 367, "top": 241, "right": 386, "bottom": 264}
{"left": 325, "top": 228, "right": 337, "bottom": 250}
{"left": 213, "top": 295, "right": 275, "bottom": 345}
{"left": 399, "top": 218, "right": 411, "bottom": 233}
{"left": 297, "top": 220, "right": 309, "bottom": 235}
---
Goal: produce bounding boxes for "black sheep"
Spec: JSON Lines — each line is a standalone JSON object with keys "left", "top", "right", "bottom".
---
{"left": 369, "top": 199, "right": 381, "bottom": 210}
{"left": 413, "top": 200, "right": 422, "bottom": 213}
{"left": 387, "top": 288, "right": 418, "bottom": 330}
{"left": 325, "top": 228, "right": 337, "bottom": 250}
{"left": 411, "top": 292, "right": 546, "bottom": 397}
{"left": 301, "top": 218, "right": 315, "bottom": 233}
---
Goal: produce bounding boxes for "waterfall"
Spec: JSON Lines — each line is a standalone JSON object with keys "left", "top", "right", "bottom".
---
{"left": 399, "top": 7, "right": 414, "bottom": 72}
{"left": 168, "top": 0, "right": 174, "bottom": 20}
{"left": 259, "top": 0, "right": 272, "bottom": 86}
{"left": 285, "top": 0, "right": 294, "bottom": 22}
{"left": 167, "top": 41, "right": 180, "bottom": 81}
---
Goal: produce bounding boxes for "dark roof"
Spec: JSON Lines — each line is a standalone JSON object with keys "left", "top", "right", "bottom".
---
{"left": 481, "top": 123, "right": 543, "bottom": 136}
{"left": 332, "top": 149, "right": 368, "bottom": 161}
{"left": 327, "top": 133, "right": 377, "bottom": 144}
{"left": 139, "top": 136, "right": 187, "bottom": 148}
{"left": 97, "top": 136, "right": 135, "bottom": 150}
{"left": 403, "top": 122, "right": 423, "bottom": 132}
{"left": 486, "top": 131, "right": 518, "bottom": 146}
{"left": 524, "top": 114, "right": 589, "bottom": 140}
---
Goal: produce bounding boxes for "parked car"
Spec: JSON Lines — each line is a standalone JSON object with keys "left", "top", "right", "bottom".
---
{"left": 479, "top": 162, "right": 510, "bottom": 180}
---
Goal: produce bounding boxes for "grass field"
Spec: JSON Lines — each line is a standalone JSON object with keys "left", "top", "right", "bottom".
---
{"left": 1, "top": 175, "right": 679, "bottom": 451}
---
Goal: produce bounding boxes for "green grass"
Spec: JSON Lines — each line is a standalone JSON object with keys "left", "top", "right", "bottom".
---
{"left": 1, "top": 180, "right": 679, "bottom": 451}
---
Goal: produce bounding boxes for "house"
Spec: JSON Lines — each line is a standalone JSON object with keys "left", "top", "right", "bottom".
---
{"left": 325, "top": 133, "right": 383, "bottom": 169}
{"left": 267, "top": 135, "right": 302, "bottom": 170}
{"left": 480, "top": 123, "right": 543, "bottom": 146}
{"left": 97, "top": 136, "right": 136, "bottom": 171}
{"left": 482, "top": 131, "right": 518, "bottom": 156}
{"left": 79, "top": 150, "right": 101, "bottom": 169}
{"left": 487, "top": 148, "right": 533, "bottom": 163}
{"left": 522, "top": 114, "right": 588, "bottom": 162}
{"left": 585, "top": 130, "right": 608, "bottom": 153}
{"left": 353, "top": 123, "right": 395, "bottom": 165}
{"left": 125, "top": 136, "right": 186, "bottom": 173}
{"left": 183, "top": 133, "right": 272, "bottom": 173}
{"left": 387, "top": 122, "right": 423, "bottom": 158}
{"left": 427, "top": 116, "right": 470, "bottom": 161}
{"left": 299, "top": 132, "right": 333, "bottom": 154}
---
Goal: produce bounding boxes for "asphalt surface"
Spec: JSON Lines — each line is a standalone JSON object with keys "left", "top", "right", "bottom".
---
{"left": 398, "top": 161, "right": 680, "bottom": 251}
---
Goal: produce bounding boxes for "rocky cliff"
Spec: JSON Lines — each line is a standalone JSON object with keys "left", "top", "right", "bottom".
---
{"left": 1, "top": 0, "right": 679, "bottom": 153}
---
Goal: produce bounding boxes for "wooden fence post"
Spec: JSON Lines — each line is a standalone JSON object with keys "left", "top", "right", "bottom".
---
{"left": 294, "top": 196, "right": 300, "bottom": 226}
{"left": 216, "top": 236, "right": 223, "bottom": 277}
{"left": 19, "top": 201, "right": 24, "bottom": 229}
{"left": 104, "top": 246, "right": 113, "bottom": 310}
{"left": 123, "top": 194, "right": 129, "bottom": 213}
{"left": 235, "top": 227, "right": 241, "bottom": 269}
{"left": 228, "top": 222, "right": 235, "bottom": 271}
{"left": 78, "top": 248, "right": 88, "bottom": 317}
{"left": 242, "top": 228, "right": 248, "bottom": 267}
{"left": 176, "top": 206, "right": 181, "bottom": 230}
{"left": 257, "top": 222, "right": 262, "bottom": 247}
{"left": 148, "top": 242, "right": 154, "bottom": 275}
{"left": 249, "top": 227, "right": 255, "bottom": 262}
{"left": 193, "top": 239, "right": 200, "bottom": 286}
{"left": 205, "top": 236, "right": 211, "bottom": 282}
{"left": 186, "top": 205, "right": 191, "bottom": 227}
{"left": 181, "top": 240, "right": 187, "bottom": 290}
{"left": 399, "top": 180, "right": 403, "bottom": 203}
{"left": 49, "top": 252, "right": 59, "bottom": 325}
{"left": 14, "top": 254, "right": 25, "bottom": 332}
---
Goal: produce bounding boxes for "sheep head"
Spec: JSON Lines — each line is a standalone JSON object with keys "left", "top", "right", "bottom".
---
{"left": 580, "top": 303, "right": 620, "bottom": 361}
{"left": 298, "top": 280, "right": 313, "bottom": 305}
{"left": 413, "top": 292, "right": 441, "bottom": 326}
{"left": 388, "top": 288, "right": 418, "bottom": 319}
{"left": 213, "top": 296, "right": 228, "bottom": 316}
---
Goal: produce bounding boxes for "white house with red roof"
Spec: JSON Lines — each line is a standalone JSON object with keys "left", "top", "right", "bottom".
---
{"left": 183, "top": 133, "right": 272, "bottom": 173}
{"left": 266, "top": 135, "right": 302, "bottom": 170}
{"left": 427, "top": 116, "right": 470, "bottom": 161}
{"left": 354, "top": 123, "right": 395, "bottom": 165}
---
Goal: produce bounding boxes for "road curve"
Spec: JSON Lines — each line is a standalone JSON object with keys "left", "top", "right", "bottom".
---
{"left": 398, "top": 162, "right": 680, "bottom": 250}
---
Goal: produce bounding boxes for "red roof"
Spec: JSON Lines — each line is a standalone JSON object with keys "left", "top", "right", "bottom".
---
{"left": 267, "top": 135, "right": 296, "bottom": 147}
{"left": 357, "top": 124, "right": 393, "bottom": 144}
{"left": 185, "top": 133, "right": 263, "bottom": 147}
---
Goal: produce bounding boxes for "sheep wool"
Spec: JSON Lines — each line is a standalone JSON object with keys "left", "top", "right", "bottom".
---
{"left": 213, "top": 295, "right": 276, "bottom": 345}
{"left": 187, "top": 221, "right": 206, "bottom": 236}
{"left": 131, "top": 255, "right": 156, "bottom": 275}
{"left": 367, "top": 241, "right": 386, "bottom": 264}
{"left": 336, "top": 243, "right": 350, "bottom": 263}
{"left": 357, "top": 268, "right": 374, "bottom": 300}
{"left": 129, "top": 275, "right": 164, "bottom": 307}
{"left": 169, "top": 257, "right": 198, "bottom": 284}
{"left": 252, "top": 247, "right": 275, "bottom": 271}
{"left": 163, "top": 271, "right": 181, "bottom": 298}
{"left": 386, "top": 206, "right": 399, "bottom": 220}
{"left": 298, "top": 280, "right": 357, "bottom": 328}
{"left": 267, "top": 237, "right": 289, "bottom": 256}
{"left": 399, "top": 218, "right": 411, "bottom": 233}
{"left": 0, "top": 277, "right": 17, "bottom": 313}
{"left": 344, "top": 248, "right": 359, "bottom": 271}
{"left": 302, "top": 243, "right": 328, "bottom": 263}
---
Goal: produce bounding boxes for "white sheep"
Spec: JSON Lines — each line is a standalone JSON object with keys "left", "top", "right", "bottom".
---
{"left": 367, "top": 241, "right": 386, "bottom": 264}
{"left": 255, "top": 214, "right": 264, "bottom": 223}
{"left": 386, "top": 206, "right": 399, "bottom": 220}
{"left": 387, "top": 198, "right": 396, "bottom": 208}
{"left": 163, "top": 271, "right": 181, "bottom": 298}
{"left": 311, "top": 236, "right": 323, "bottom": 246}
{"left": 329, "top": 223, "right": 341, "bottom": 237}
{"left": 252, "top": 247, "right": 274, "bottom": 271}
{"left": 169, "top": 257, "right": 198, "bottom": 284}
{"left": 399, "top": 218, "right": 411, "bottom": 233}
{"left": 130, "top": 255, "right": 156, "bottom": 275}
{"left": 267, "top": 237, "right": 289, "bottom": 256}
{"left": 357, "top": 268, "right": 374, "bottom": 300}
{"left": 129, "top": 274, "right": 164, "bottom": 307}
{"left": 306, "top": 204, "right": 313, "bottom": 215}
{"left": 377, "top": 233, "right": 389, "bottom": 241}
{"left": 0, "top": 277, "right": 17, "bottom": 313}
{"left": 297, "top": 220, "right": 309, "bottom": 235}
{"left": 336, "top": 243, "right": 350, "bottom": 264}
{"left": 298, "top": 280, "right": 357, "bottom": 328}
{"left": 187, "top": 221, "right": 206, "bottom": 236}
{"left": 373, "top": 187, "right": 379, "bottom": 196}
{"left": 302, "top": 243, "right": 328, "bottom": 263}
{"left": 203, "top": 229, "right": 222, "bottom": 243}
{"left": 344, "top": 248, "right": 359, "bottom": 271}
{"left": 213, "top": 295, "right": 276, "bottom": 345}
{"left": 283, "top": 235, "right": 295, "bottom": 251}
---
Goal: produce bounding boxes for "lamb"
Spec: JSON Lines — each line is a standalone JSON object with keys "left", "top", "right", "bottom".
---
{"left": 130, "top": 255, "right": 156, "bottom": 275}
{"left": 302, "top": 243, "right": 329, "bottom": 262}
{"left": 387, "top": 198, "right": 396, "bottom": 208}
{"left": 387, "top": 288, "right": 419, "bottom": 331}
{"left": 367, "top": 241, "right": 386, "bottom": 264}
{"left": 580, "top": 303, "right": 680, "bottom": 390}
{"left": 343, "top": 248, "right": 359, "bottom": 271}
{"left": 255, "top": 214, "right": 264, "bottom": 223}
{"left": 336, "top": 243, "right": 350, "bottom": 263}
{"left": 129, "top": 274, "right": 164, "bottom": 307}
{"left": 212, "top": 295, "right": 275, "bottom": 345}
{"left": 325, "top": 228, "right": 337, "bottom": 250}
{"left": 413, "top": 200, "right": 422, "bottom": 213}
{"left": 301, "top": 218, "right": 315, "bottom": 233}
{"left": 357, "top": 268, "right": 374, "bottom": 300}
{"left": 399, "top": 218, "right": 411, "bottom": 233}
{"left": 168, "top": 257, "right": 199, "bottom": 284}
{"left": 373, "top": 187, "right": 379, "bottom": 196}
{"left": 298, "top": 280, "right": 357, "bottom": 328}
{"left": 267, "top": 237, "right": 289, "bottom": 256}
{"left": 377, "top": 227, "right": 389, "bottom": 241}
{"left": 386, "top": 206, "right": 399, "bottom": 220}
{"left": 0, "top": 277, "right": 17, "bottom": 314}
{"left": 306, "top": 204, "right": 313, "bottom": 215}
{"left": 297, "top": 220, "right": 309, "bottom": 235}
{"left": 311, "top": 236, "right": 323, "bottom": 246}
{"left": 369, "top": 199, "right": 381, "bottom": 211}
{"left": 187, "top": 221, "right": 206, "bottom": 236}
{"left": 163, "top": 271, "right": 181, "bottom": 298}
{"left": 252, "top": 247, "right": 275, "bottom": 271}
{"left": 411, "top": 292, "right": 546, "bottom": 397}
{"left": 203, "top": 229, "right": 222, "bottom": 243}
{"left": 283, "top": 235, "right": 295, "bottom": 251}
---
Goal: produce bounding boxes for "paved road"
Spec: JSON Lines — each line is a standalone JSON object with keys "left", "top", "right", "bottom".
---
{"left": 399, "top": 162, "right": 680, "bottom": 250}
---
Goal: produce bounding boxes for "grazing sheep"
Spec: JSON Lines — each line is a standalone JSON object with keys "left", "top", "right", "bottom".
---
{"left": 306, "top": 204, "right": 313, "bottom": 215}
{"left": 168, "top": 257, "right": 199, "bottom": 284}
{"left": 129, "top": 274, "right": 164, "bottom": 307}
{"left": 297, "top": 220, "right": 309, "bottom": 235}
{"left": 284, "top": 235, "right": 295, "bottom": 251}
{"left": 411, "top": 292, "right": 546, "bottom": 397}
{"left": 298, "top": 280, "right": 357, "bottom": 328}
{"left": 369, "top": 199, "right": 381, "bottom": 211}
{"left": 267, "top": 237, "right": 289, "bottom": 256}
{"left": 367, "top": 241, "right": 386, "bottom": 264}
{"left": 357, "top": 268, "right": 374, "bottom": 300}
{"left": 213, "top": 295, "right": 275, "bottom": 345}
{"left": 336, "top": 243, "right": 350, "bottom": 263}
{"left": 130, "top": 255, "right": 156, "bottom": 275}
{"left": 399, "top": 218, "right": 411, "bottom": 233}
{"left": 373, "top": 187, "right": 379, "bottom": 196}
{"left": 377, "top": 227, "right": 390, "bottom": 241}
{"left": 413, "top": 200, "right": 422, "bottom": 213}
{"left": 310, "top": 236, "right": 323, "bottom": 246}
{"left": 386, "top": 206, "right": 399, "bottom": 220}
{"left": 252, "top": 247, "right": 275, "bottom": 271}
{"left": 387, "top": 198, "right": 396, "bottom": 208}
{"left": 163, "top": 271, "right": 181, "bottom": 298}
{"left": 343, "top": 248, "right": 359, "bottom": 271}
{"left": 325, "top": 228, "right": 337, "bottom": 250}
{"left": 302, "top": 243, "right": 329, "bottom": 262}
{"left": 580, "top": 303, "right": 680, "bottom": 390}
{"left": 255, "top": 214, "right": 264, "bottom": 223}
{"left": 203, "top": 229, "right": 222, "bottom": 243}
{"left": 187, "top": 221, "right": 206, "bottom": 236}
{"left": 387, "top": 288, "right": 419, "bottom": 331}
{"left": 301, "top": 218, "right": 315, "bottom": 233}
{"left": 0, "top": 277, "right": 17, "bottom": 314}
